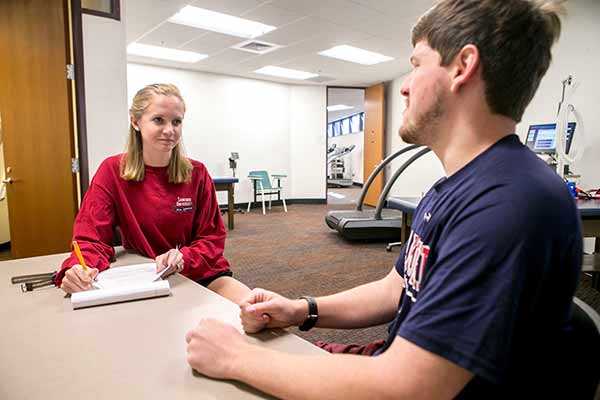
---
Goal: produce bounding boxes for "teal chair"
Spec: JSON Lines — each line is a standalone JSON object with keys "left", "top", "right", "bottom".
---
{"left": 247, "top": 170, "right": 287, "bottom": 214}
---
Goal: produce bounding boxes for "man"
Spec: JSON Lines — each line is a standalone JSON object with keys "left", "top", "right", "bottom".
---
{"left": 186, "top": 1, "right": 584, "bottom": 398}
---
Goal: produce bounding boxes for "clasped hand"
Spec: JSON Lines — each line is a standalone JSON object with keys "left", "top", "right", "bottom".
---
{"left": 238, "top": 288, "right": 307, "bottom": 333}
{"left": 185, "top": 288, "right": 308, "bottom": 378}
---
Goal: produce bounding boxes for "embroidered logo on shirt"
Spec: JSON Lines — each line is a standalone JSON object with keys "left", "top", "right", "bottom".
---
{"left": 403, "top": 231, "right": 430, "bottom": 302}
{"left": 424, "top": 212, "right": 432, "bottom": 222}
{"left": 173, "top": 197, "right": 193, "bottom": 213}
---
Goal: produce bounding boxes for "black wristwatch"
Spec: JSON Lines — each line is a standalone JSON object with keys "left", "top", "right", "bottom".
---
{"left": 298, "top": 295, "right": 318, "bottom": 331}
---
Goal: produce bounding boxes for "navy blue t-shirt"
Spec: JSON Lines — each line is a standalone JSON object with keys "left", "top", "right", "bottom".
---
{"left": 378, "top": 135, "right": 582, "bottom": 398}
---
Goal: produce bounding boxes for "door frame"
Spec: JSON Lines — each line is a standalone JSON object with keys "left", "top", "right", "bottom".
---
{"left": 325, "top": 85, "right": 367, "bottom": 204}
{"left": 71, "top": 0, "right": 90, "bottom": 195}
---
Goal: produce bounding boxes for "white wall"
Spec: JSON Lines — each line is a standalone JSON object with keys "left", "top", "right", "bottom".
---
{"left": 289, "top": 86, "right": 327, "bottom": 199}
{"left": 126, "top": 63, "right": 326, "bottom": 204}
{"left": 385, "top": 0, "right": 600, "bottom": 199}
{"left": 519, "top": 0, "right": 600, "bottom": 190}
{"left": 329, "top": 132, "right": 364, "bottom": 185}
{"left": 82, "top": 13, "right": 129, "bottom": 176}
{"left": 520, "top": 0, "right": 600, "bottom": 254}
{"left": 385, "top": 77, "right": 445, "bottom": 198}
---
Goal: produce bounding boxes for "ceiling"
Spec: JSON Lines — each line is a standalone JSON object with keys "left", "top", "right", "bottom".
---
{"left": 327, "top": 88, "right": 364, "bottom": 122}
{"left": 125, "top": 0, "right": 436, "bottom": 87}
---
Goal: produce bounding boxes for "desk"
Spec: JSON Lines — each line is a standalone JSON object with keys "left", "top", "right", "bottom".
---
{"left": 214, "top": 177, "right": 239, "bottom": 230}
{"left": 387, "top": 196, "right": 600, "bottom": 289}
{"left": 0, "top": 249, "right": 325, "bottom": 399}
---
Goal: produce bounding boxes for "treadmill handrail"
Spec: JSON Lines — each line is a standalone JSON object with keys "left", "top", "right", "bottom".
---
{"left": 374, "top": 147, "right": 432, "bottom": 219}
{"left": 357, "top": 144, "right": 421, "bottom": 211}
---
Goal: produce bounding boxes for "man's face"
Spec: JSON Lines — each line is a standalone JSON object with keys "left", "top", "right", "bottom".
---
{"left": 398, "top": 41, "right": 450, "bottom": 146}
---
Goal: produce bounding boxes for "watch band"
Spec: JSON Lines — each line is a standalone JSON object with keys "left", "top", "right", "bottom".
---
{"left": 298, "top": 295, "right": 318, "bottom": 331}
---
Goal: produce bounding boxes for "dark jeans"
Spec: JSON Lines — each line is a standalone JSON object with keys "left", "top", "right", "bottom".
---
{"left": 315, "top": 339, "right": 386, "bottom": 356}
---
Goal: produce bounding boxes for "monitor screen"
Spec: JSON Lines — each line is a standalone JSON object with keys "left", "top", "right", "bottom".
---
{"left": 525, "top": 122, "right": 577, "bottom": 154}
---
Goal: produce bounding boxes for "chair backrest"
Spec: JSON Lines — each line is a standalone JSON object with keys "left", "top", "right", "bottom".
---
{"left": 568, "top": 298, "right": 600, "bottom": 399}
{"left": 248, "top": 170, "right": 271, "bottom": 190}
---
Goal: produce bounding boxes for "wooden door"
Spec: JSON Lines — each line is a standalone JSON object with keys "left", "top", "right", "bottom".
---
{"left": 363, "top": 83, "right": 385, "bottom": 207}
{"left": 0, "top": 0, "right": 78, "bottom": 258}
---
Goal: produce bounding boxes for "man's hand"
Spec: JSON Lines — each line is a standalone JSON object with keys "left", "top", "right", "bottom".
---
{"left": 239, "top": 288, "right": 308, "bottom": 333}
{"left": 61, "top": 264, "right": 99, "bottom": 294}
{"left": 185, "top": 319, "right": 247, "bottom": 379}
{"left": 155, "top": 248, "right": 184, "bottom": 278}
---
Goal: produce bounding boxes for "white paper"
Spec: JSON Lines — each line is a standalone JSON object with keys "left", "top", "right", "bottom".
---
{"left": 93, "top": 263, "right": 160, "bottom": 290}
{"left": 71, "top": 263, "right": 171, "bottom": 309}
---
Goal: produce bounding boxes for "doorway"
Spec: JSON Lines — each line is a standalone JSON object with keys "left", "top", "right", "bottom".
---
{"left": 326, "top": 87, "right": 365, "bottom": 206}
{"left": 0, "top": 0, "right": 81, "bottom": 258}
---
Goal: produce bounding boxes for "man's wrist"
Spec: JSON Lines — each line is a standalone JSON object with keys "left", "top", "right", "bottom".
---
{"left": 292, "top": 298, "right": 310, "bottom": 326}
{"left": 228, "top": 342, "right": 260, "bottom": 381}
{"left": 298, "top": 296, "right": 318, "bottom": 331}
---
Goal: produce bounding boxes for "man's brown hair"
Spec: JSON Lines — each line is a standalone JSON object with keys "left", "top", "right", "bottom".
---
{"left": 412, "top": 0, "right": 566, "bottom": 122}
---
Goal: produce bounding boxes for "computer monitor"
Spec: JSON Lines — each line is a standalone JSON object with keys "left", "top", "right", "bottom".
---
{"left": 525, "top": 122, "right": 577, "bottom": 154}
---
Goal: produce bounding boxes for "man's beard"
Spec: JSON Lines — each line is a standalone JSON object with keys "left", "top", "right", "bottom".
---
{"left": 399, "top": 88, "right": 445, "bottom": 146}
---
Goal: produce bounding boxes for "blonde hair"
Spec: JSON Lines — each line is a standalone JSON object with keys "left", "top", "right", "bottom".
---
{"left": 121, "top": 83, "right": 193, "bottom": 183}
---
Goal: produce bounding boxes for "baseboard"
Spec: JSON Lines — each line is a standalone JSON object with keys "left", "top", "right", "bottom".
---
{"left": 288, "top": 198, "right": 327, "bottom": 205}
{"left": 239, "top": 198, "right": 326, "bottom": 209}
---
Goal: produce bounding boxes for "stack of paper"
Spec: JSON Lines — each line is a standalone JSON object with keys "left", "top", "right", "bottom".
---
{"left": 71, "top": 263, "right": 171, "bottom": 309}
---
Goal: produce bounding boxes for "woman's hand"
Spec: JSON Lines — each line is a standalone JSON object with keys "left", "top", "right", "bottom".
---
{"left": 61, "top": 264, "right": 99, "bottom": 294}
{"left": 155, "top": 248, "right": 184, "bottom": 278}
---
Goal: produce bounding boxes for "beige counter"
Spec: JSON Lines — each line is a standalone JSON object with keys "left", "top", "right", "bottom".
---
{"left": 0, "top": 248, "right": 325, "bottom": 399}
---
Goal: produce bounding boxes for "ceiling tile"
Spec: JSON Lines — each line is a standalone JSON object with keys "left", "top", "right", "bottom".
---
{"left": 240, "top": 3, "right": 304, "bottom": 27}
{"left": 270, "top": 0, "right": 386, "bottom": 27}
{"left": 189, "top": 0, "right": 269, "bottom": 16}
{"left": 182, "top": 33, "right": 246, "bottom": 55}
{"left": 138, "top": 22, "right": 209, "bottom": 48}
{"left": 282, "top": 53, "right": 370, "bottom": 77}
{"left": 257, "top": 16, "right": 333, "bottom": 45}
{"left": 125, "top": 0, "right": 191, "bottom": 43}
{"left": 348, "top": 0, "right": 436, "bottom": 19}
{"left": 194, "top": 49, "right": 258, "bottom": 68}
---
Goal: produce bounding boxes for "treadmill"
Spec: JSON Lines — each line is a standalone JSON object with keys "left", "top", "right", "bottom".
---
{"left": 325, "top": 145, "right": 431, "bottom": 240}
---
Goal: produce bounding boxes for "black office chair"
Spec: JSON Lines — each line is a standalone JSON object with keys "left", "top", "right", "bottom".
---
{"left": 569, "top": 297, "right": 600, "bottom": 399}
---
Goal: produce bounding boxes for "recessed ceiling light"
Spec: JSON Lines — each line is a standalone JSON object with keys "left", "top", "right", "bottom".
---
{"left": 327, "top": 104, "right": 354, "bottom": 112}
{"left": 169, "top": 6, "right": 276, "bottom": 39}
{"left": 254, "top": 66, "right": 318, "bottom": 80}
{"left": 127, "top": 43, "right": 207, "bottom": 63}
{"left": 319, "top": 45, "right": 394, "bottom": 65}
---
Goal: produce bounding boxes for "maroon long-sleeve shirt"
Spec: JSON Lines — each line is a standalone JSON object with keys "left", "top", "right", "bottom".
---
{"left": 55, "top": 154, "right": 230, "bottom": 285}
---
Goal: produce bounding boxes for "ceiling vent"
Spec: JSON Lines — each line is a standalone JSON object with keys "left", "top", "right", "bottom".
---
{"left": 232, "top": 40, "right": 282, "bottom": 55}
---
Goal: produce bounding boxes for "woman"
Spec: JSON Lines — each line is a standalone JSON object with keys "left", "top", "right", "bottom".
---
{"left": 55, "top": 83, "right": 250, "bottom": 304}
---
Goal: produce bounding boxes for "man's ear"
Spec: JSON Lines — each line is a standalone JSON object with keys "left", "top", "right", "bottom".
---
{"left": 449, "top": 44, "right": 480, "bottom": 93}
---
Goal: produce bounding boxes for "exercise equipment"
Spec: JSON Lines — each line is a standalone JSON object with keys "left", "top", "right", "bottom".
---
{"left": 325, "top": 145, "right": 431, "bottom": 240}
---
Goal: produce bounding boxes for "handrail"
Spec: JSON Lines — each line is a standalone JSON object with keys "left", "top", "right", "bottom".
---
{"left": 357, "top": 144, "right": 421, "bottom": 211}
{"left": 374, "top": 147, "right": 432, "bottom": 220}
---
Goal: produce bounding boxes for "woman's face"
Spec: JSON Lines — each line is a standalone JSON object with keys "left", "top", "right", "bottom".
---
{"left": 131, "top": 94, "right": 185, "bottom": 159}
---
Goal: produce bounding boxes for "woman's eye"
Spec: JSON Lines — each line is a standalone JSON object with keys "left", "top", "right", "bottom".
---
{"left": 173, "top": 119, "right": 182, "bottom": 126}
{"left": 153, "top": 117, "right": 163, "bottom": 124}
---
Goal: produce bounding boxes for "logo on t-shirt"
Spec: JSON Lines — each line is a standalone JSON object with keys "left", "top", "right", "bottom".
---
{"left": 173, "top": 197, "right": 194, "bottom": 213}
{"left": 424, "top": 212, "right": 432, "bottom": 222}
{"left": 403, "top": 231, "right": 430, "bottom": 302}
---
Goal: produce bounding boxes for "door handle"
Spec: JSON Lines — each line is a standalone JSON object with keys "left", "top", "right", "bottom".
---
{"left": 2, "top": 177, "right": 13, "bottom": 184}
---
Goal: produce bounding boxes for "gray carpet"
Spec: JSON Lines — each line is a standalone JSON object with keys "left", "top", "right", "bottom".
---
{"left": 225, "top": 203, "right": 600, "bottom": 345}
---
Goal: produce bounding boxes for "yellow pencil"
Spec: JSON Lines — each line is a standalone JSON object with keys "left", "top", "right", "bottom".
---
{"left": 72, "top": 241, "right": 88, "bottom": 271}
